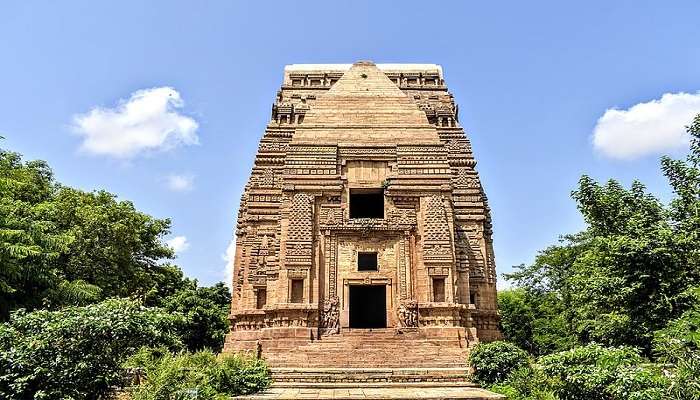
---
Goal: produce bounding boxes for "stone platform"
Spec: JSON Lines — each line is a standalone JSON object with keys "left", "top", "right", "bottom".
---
{"left": 248, "top": 328, "right": 471, "bottom": 368}
{"left": 233, "top": 368, "right": 504, "bottom": 400}
{"left": 235, "top": 386, "right": 504, "bottom": 399}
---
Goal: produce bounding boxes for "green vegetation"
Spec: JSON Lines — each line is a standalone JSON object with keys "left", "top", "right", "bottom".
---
{"left": 126, "top": 347, "right": 270, "bottom": 399}
{"left": 468, "top": 341, "right": 529, "bottom": 385}
{"left": 484, "top": 115, "right": 700, "bottom": 398}
{"left": 0, "top": 147, "right": 260, "bottom": 399}
{"left": 162, "top": 282, "right": 231, "bottom": 352}
{"left": 0, "top": 299, "right": 180, "bottom": 399}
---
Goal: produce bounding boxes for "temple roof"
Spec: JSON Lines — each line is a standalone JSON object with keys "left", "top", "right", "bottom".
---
{"left": 291, "top": 61, "right": 441, "bottom": 146}
{"left": 284, "top": 63, "right": 443, "bottom": 78}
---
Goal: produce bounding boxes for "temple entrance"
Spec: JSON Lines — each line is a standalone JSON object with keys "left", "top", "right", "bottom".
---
{"left": 349, "top": 285, "right": 386, "bottom": 328}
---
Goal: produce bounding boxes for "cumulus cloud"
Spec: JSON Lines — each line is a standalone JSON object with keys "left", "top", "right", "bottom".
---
{"left": 222, "top": 239, "right": 236, "bottom": 290}
{"left": 72, "top": 87, "right": 199, "bottom": 158}
{"left": 166, "top": 236, "right": 190, "bottom": 254}
{"left": 166, "top": 173, "right": 195, "bottom": 192}
{"left": 593, "top": 91, "right": 700, "bottom": 160}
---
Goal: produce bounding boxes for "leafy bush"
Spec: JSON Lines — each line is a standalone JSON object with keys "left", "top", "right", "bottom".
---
{"left": 488, "top": 366, "right": 557, "bottom": 400}
{"left": 653, "top": 290, "right": 700, "bottom": 398}
{"left": 0, "top": 298, "right": 180, "bottom": 399}
{"left": 126, "top": 347, "right": 270, "bottom": 399}
{"left": 606, "top": 366, "right": 668, "bottom": 400}
{"left": 539, "top": 344, "right": 666, "bottom": 400}
{"left": 469, "top": 341, "right": 529, "bottom": 385}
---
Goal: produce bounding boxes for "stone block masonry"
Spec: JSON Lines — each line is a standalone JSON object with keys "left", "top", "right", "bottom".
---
{"left": 225, "top": 62, "right": 502, "bottom": 399}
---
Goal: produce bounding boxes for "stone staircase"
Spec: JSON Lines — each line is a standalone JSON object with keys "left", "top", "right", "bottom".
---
{"left": 234, "top": 329, "right": 505, "bottom": 399}
{"left": 270, "top": 367, "right": 475, "bottom": 387}
{"left": 262, "top": 328, "right": 471, "bottom": 368}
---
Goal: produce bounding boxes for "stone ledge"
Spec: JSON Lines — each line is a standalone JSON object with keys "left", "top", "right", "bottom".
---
{"left": 233, "top": 387, "right": 505, "bottom": 399}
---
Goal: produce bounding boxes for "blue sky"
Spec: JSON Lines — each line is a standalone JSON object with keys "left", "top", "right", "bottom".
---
{"left": 2, "top": 1, "right": 699, "bottom": 288}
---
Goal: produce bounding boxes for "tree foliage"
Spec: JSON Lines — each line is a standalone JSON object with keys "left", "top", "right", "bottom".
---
{"left": 539, "top": 344, "right": 666, "bottom": 400}
{"left": 498, "top": 288, "right": 576, "bottom": 356}
{"left": 505, "top": 114, "right": 700, "bottom": 354}
{"left": 0, "top": 151, "right": 73, "bottom": 318}
{"left": 162, "top": 281, "right": 231, "bottom": 352}
{"left": 0, "top": 149, "right": 191, "bottom": 318}
{"left": 0, "top": 299, "right": 181, "bottom": 399}
{"left": 0, "top": 146, "right": 237, "bottom": 396}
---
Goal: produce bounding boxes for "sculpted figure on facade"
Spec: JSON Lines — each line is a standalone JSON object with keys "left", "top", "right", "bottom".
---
{"left": 320, "top": 296, "right": 340, "bottom": 335}
{"left": 398, "top": 300, "right": 419, "bottom": 328}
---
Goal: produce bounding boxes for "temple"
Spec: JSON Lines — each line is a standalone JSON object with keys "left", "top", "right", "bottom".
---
{"left": 224, "top": 61, "right": 501, "bottom": 369}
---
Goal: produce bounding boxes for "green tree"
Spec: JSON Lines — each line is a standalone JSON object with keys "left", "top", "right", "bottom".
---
{"left": 506, "top": 114, "right": 700, "bottom": 354}
{"left": 0, "top": 298, "right": 181, "bottom": 399}
{"left": 0, "top": 151, "right": 74, "bottom": 318}
{"left": 163, "top": 281, "right": 232, "bottom": 352}
{"left": 0, "top": 149, "right": 191, "bottom": 317}
{"left": 498, "top": 288, "right": 576, "bottom": 355}
{"left": 51, "top": 187, "right": 179, "bottom": 301}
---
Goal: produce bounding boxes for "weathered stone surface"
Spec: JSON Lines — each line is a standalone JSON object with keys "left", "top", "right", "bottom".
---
{"left": 236, "top": 386, "right": 505, "bottom": 400}
{"left": 224, "top": 61, "right": 501, "bottom": 369}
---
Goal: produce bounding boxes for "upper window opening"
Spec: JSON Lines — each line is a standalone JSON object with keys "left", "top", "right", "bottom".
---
{"left": 358, "top": 252, "right": 378, "bottom": 271}
{"left": 350, "top": 189, "right": 384, "bottom": 219}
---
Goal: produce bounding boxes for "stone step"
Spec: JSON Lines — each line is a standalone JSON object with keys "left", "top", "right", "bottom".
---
{"left": 270, "top": 367, "right": 472, "bottom": 384}
{"left": 267, "top": 358, "right": 469, "bottom": 368}
{"left": 235, "top": 387, "right": 505, "bottom": 399}
{"left": 271, "top": 382, "right": 479, "bottom": 388}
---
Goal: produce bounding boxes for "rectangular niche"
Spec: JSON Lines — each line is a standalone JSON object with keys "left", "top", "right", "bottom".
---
{"left": 358, "top": 252, "right": 378, "bottom": 271}
{"left": 290, "top": 279, "right": 304, "bottom": 303}
{"left": 349, "top": 188, "right": 384, "bottom": 219}
{"left": 433, "top": 277, "right": 445, "bottom": 302}
{"left": 256, "top": 289, "right": 267, "bottom": 309}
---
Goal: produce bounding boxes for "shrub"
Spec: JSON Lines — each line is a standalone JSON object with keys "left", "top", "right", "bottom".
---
{"left": 468, "top": 341, "right": 529, "bottom": 385}
{"left": 539, "top": 344, "right": 666, "bottom": 400}
{"left": 489, "top": 366, "right": 557, "bottom": 400}
{"left": 126, "top": 347, "right": 270, "bottom": 399}
{"left": 653, "top": 293, "right": 700, "bottom": 399}
{"left": 0, "top": 298, "right": 180, "bottom": 399}
{"left": 606, "top": 366, "right": 668, "bottom": 400}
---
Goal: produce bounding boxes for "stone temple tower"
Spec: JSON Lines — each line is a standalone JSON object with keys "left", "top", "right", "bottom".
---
{"left": 224, "top": 61, "right": 501, "bottom": 368}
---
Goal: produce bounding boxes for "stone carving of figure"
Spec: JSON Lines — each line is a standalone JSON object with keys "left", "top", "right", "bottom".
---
{"left": 398, "top": 300, "right": 419, "bottom": 328}
{"left": 321, "top": 296, "right": 340, "bottom": 335}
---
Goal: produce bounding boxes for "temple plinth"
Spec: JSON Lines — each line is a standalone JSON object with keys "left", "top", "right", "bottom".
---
{"left": 224, "top": 61, "right": 501, "bottom": 368}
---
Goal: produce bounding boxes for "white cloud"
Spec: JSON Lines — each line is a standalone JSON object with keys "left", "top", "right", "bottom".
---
{"left": 72, "top": 87, "right": 199, "bottom": 158}
{"left": 166, "top": 235, "right": 190, "bottom": 254}
{"left": 592, "top": 91, "right": 700, "bottom": 160}
{"left": 166, "top": 173, "right": 194, "bottom": 192}
{"left": 222, "top": 238, "right": 236, "bottom": 290}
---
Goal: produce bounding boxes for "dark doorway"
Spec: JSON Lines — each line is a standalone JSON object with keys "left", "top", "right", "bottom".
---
{"left": 349, "top": 285, "right": 386, "bottom": 328}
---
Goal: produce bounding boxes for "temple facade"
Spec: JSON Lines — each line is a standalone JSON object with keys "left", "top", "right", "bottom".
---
{"left": 224, "top": 61, "right": 500, "bottom": 367}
